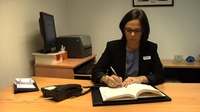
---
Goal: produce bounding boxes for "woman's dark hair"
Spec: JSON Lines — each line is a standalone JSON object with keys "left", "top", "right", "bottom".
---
{"left": 119, "top": 9, "right": 150, "bottom": 45}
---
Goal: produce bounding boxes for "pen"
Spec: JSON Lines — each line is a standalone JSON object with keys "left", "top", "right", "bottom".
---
{"left": 110, "top": 66, "right": 118, "bottom": 77}
{"left": 110, "top": 66, "right": 122, "bottom": 87}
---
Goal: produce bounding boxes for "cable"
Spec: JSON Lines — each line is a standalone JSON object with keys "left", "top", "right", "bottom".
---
{"left": 0, "top": 97, "right": 53, "bottom": 103}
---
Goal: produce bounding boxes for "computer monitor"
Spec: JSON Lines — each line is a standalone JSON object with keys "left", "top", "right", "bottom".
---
{"left": 38, "top": 12, "right": 58, "bottom": 53}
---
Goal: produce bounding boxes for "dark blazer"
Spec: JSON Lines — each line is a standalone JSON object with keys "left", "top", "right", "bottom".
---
{"left": 92, "top": 39, "right": 165, "bottom": 85}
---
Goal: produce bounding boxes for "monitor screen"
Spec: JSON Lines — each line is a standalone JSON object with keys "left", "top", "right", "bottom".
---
{"left": 39, "top": 12, "right": 58, "bottom": 53}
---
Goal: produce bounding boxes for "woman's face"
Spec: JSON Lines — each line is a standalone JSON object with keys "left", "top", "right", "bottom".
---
{"left": 124, "top": 19, "right": 142, "bottom": 45}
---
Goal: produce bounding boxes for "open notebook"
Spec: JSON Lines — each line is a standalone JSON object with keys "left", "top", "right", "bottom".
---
{"left": 99, "top": 83, "right": 165, "bottom": 101}
{"left": 91, "top": 84, "right": 171, "bottom": 106}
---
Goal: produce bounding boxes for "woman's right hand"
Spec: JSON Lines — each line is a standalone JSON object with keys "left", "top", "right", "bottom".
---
{"left": 101, "top": 75, "right": 122, "bottom": 87}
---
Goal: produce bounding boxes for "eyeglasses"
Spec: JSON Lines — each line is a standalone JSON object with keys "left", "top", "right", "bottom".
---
{"left": 124, "top": 28, "right": 142, "bottom": 34}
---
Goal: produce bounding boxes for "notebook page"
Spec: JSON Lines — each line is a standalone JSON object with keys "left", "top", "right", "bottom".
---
{"left": 99, "top": 87, "right": 134, "bottom": 101}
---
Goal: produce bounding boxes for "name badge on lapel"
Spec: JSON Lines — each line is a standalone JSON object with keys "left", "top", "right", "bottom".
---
{"left": 143, "top": 56, "right": 151, "bottom": 60}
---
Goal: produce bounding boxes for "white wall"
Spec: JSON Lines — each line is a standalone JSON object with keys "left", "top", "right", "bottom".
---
{"left": 0, "top": 0, "right": 200, "bottom": 89}
{"left": 0, "top": 0, "right": 67, "bottom": 89}
{"left": 65, "top": 0, "right": 200, "bottom": 61}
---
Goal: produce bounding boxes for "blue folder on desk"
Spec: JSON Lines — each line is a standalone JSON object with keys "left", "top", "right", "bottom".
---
{"left": 91, "top": 86, "right": 172, "bottom": 106}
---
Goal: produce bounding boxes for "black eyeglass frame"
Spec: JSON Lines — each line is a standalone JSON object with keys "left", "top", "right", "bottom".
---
{"left": 124, "top": 28, "right": 143, "bottom": 34}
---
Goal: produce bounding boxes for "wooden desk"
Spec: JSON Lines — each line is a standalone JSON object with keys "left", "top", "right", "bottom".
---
{"left": 34, "top": 54, "right": 96, "bottom": 79}
{"left": 161, "top": 60, "right": 200, "bottom": 82}
{"left": 1, "top": 76, "right": 200, "bottom": 112}
{"left": 161, "top": 60, "right": 200, "bottom": 69}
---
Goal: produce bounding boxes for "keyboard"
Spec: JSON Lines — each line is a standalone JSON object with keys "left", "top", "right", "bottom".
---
{"left": 76, "top": 61, "right": 95, "bottom": 74}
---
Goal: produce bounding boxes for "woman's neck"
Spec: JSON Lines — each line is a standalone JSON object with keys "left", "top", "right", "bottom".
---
{"left": 126, "top": 42, "right": 140, "bottom": 53}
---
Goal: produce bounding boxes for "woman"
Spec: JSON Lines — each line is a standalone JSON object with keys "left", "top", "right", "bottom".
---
{"left": 92, "top": 9, "right": 165, "bottom": 87}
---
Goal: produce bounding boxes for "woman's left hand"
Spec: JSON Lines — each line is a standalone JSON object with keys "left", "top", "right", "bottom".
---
{"left": 122, "top": 76, "right": 149, "bottom": 87}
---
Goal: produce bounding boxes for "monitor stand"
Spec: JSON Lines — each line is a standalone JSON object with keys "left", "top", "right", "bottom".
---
{"left": 37, "top": 47, "right": 59, "bottom": 54}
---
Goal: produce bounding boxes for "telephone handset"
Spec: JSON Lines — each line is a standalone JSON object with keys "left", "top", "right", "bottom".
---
{"left": 41, "top": 84, "right": 90, "bottom": 101}
{"left": 53, "top": 84, "right": 82, "bottom": 93}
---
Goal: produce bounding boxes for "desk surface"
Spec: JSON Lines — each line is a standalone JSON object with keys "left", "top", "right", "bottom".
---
{"left": 1, "top": 76, "right": 200, "bottom": 112}
{"left": 161, "top": 60, "right": 200, "bottom": 69}
{"left": 35, "top": 54, "right": 96, "bottom": 68}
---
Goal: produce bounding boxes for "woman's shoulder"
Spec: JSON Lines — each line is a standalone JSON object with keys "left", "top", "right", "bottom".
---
{"left": 106, "top": 39, "right": 126, "bottom": 50}
{"left": 144, "top": 41, "right": 157, "bottom": 47}
{"left": 140, "top": 41, "right": 158, "bottom": 51}
{"left": 107, "top": 39, "right": 125, "bottom": 45}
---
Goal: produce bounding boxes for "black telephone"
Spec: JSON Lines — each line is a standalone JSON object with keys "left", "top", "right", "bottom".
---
{"left": 52, "top": 84, "right": 82, "bottom": 93}
{"left": 41, "top": 84, "right": 86, "bottom": 102}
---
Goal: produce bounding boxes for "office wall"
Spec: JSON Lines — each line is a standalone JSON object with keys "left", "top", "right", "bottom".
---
{"left": 0, "top": 0, "right": 67, "bottom": 89}
{"left": 65, "top": 0, "right": 200, "bottom": 61}
{"left": 0, "top": 0, "right": 200, "bottom": 89}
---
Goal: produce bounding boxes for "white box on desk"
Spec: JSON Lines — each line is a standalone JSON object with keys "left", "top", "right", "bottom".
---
{"left": 32, "top": 51, "right": 64, "bottom": 64}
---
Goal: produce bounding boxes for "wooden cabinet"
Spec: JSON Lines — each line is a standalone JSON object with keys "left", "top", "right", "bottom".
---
{"left": 34, "top": 54, "right": 96, "bottom": 79}
{"left": 161, "top": 60, "right": 200, "bottom": 69}
{"left": 161, "top": 60, "right": 200, "bottom": 83}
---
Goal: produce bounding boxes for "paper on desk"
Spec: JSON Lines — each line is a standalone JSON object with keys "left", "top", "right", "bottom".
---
{"left": 16, "top": 84, "right": 36, "bottom": 88}
{"left": 14, "top": 78, "right": 36, "bottom": 89}
{"left": 14, "top": 78, "right": 34, "bottom": 84}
